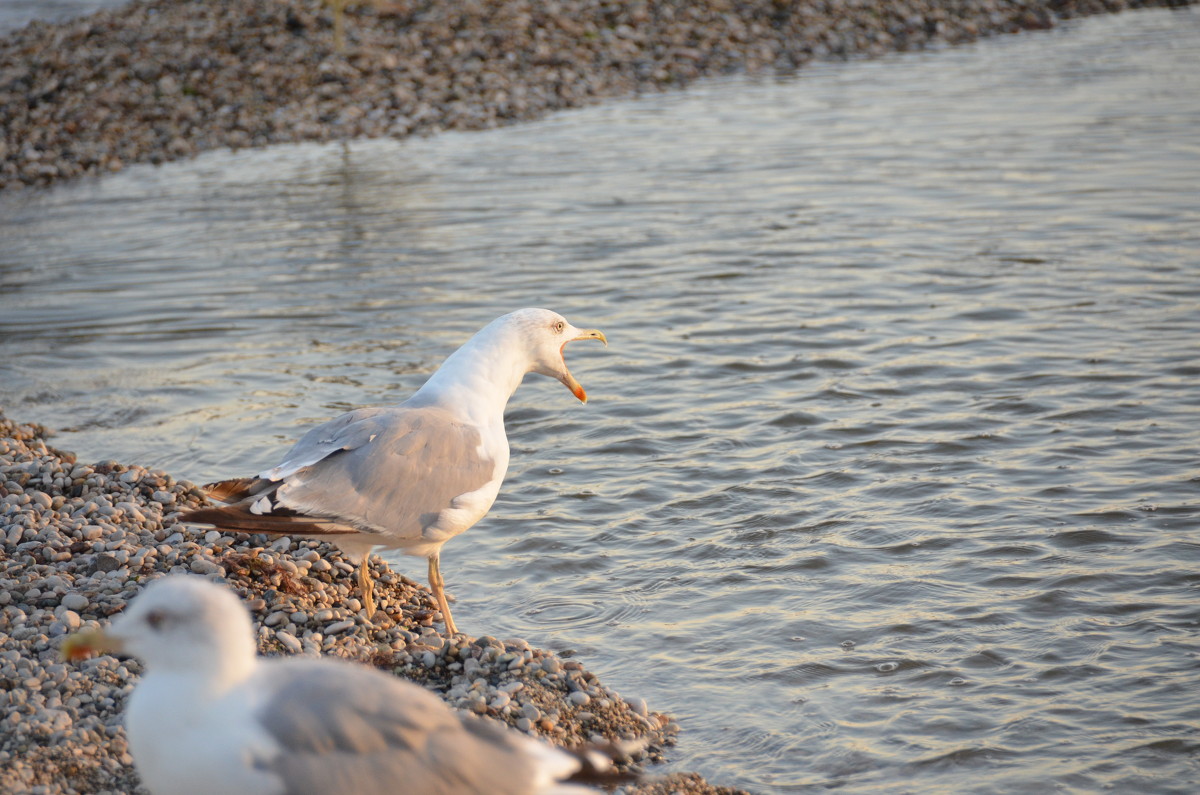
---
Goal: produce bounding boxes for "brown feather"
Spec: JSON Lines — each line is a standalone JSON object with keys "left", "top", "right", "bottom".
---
{"left": 179, "top": 505, "right": 358, "bottom": 537}
{"left": 201, "top": 477, "right": 271, "bottom": 504}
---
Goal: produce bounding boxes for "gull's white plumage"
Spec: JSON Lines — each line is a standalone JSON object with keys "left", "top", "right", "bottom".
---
{"left": 180, "top": 309, "right": 606, "bottom": 635}
{"left": 62, "top": 576, "right": 609, "bottom": 795}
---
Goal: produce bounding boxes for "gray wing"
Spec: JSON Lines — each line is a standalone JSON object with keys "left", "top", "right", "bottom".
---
{"left": 272, "top": 405, "right": 497, "bottom": 542}
{"left": 254, "top": 660, "right": 538, "bottom": 795}
{"left": 262, "top": 407, "right": 398, "bottom": 481}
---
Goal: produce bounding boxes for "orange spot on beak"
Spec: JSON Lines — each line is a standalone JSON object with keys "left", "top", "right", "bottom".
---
{"left": 61, "top": 629, "right": 119, "bottom": 662}
{"left": 559, "top": 327, "right": 606, "bottom": 404}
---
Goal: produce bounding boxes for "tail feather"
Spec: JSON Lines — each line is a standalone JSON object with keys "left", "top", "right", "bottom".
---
{"left": 180, "top": 477, "right": 357, "bottom": 538}
{"left": 201, "top": 476, "right": 273, "bottom": 504}
{"left": 179, "top": 504, "right": 355, "bottom": 536}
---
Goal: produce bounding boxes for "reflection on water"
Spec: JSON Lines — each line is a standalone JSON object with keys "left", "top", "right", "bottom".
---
{"left": 3, "top": 8, "right": 1200, "bottom": 793}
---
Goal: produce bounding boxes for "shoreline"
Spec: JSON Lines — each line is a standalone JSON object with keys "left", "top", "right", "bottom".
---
{"left": 1, "top": 0, "right": 1191, "bottom": 192}
{"left": 0, "top": 411, "right": 747, "bottom": 794}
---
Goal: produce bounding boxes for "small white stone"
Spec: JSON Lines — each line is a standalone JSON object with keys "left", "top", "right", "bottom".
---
{"left": 189, "top": 558, "right": 222, "bottom": 576}
{"left": 276, "top": 631, "right": 302, "bottom": 654}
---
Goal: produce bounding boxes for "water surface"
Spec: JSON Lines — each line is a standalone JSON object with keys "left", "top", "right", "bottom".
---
{"left": 2, "top": 8, "right": 1199, "bottom": 793}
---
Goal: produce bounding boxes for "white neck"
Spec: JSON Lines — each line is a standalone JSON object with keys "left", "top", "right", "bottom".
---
{"left": 406, "top": 324, "right": 530, "bottom": 425}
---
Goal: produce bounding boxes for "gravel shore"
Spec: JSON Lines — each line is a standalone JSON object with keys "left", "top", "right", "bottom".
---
{"left": 0, "top": 411, "right": 747, "bottom": 794}
{"left": 0, "top": 0, "right": 1189, "bottom": 191}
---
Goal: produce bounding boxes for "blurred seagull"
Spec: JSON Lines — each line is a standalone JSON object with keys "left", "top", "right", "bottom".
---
{"left": 180, "top": 308, "right": 607, "bottom": 634}
{"left": 62, "top": 576, "right": 633, "bottom": 795}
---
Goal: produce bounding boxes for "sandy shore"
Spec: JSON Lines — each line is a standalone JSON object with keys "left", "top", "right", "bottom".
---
{"left": 0, "top": 411, "right": 747, "bottom": 794}
{"left": 0, "top": 0, "right": 1187, "bottom": 191}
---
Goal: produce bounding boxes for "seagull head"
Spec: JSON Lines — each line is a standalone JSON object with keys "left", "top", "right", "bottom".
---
{"left": 63, "top": 575, "right": 257, "bottom": 679}
{"left": 504, "top": 308, "right": 607, "bottom": 403}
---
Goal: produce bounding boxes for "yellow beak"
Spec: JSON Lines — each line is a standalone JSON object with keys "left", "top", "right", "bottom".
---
{"left": 61, "top": 628, "right": 123, "bottom": 661}
{"left": 573, "top": 329, "right": 608, "bottom": 347}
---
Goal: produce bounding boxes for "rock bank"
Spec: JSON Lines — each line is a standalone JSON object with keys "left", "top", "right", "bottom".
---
{"left": 0, "top": 411, "right": 746, "bottom": 794}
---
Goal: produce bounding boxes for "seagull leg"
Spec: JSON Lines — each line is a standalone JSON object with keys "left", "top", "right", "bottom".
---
{"left": 427, "top": 553, "right": 458, "bottom": 637}
{"left": 357, "top": 556, "right": 376, "bottom": 618}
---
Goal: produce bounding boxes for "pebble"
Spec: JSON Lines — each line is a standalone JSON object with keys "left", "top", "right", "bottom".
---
{"left": 325, "top": 619, "right": 354, "bottom": 635}
{"left": 189, "top": 558, "right": 223, "bottom": 576}
{"left": 58, "top": 611, "right": 81, "bottom": 632}
{"left": 275, "top": 631, "right": 302, "bottom": 655}
{"left": 625, "top": 696, "right": 650, "bottom": 717}
{"left": 60, "top": 594, "right": 88, "bottom": 612}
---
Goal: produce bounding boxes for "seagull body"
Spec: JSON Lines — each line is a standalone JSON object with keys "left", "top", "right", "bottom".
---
{"left": 62, "top": 576, "right": 608, "bottom": 795}
{"left": 180, "top": 309, "right": 606, "bottom": 634}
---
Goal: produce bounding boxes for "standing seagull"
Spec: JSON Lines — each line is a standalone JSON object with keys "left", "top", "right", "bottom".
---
{"left": 180, "top": 308, "right": 607, "bottom": 634}
{"left": 62, "top": 576, "right": 630, "bottom": 794}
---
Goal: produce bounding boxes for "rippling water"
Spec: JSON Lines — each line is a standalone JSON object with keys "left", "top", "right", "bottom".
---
{"left": 3, "top": 8, "right": 1199, "bottom": 792}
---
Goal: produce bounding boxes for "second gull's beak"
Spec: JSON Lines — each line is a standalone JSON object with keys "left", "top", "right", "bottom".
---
{"left": 62, "top": 628, "right": 124, "bottom": 661}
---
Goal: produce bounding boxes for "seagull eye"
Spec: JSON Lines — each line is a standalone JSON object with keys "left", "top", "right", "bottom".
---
{"left": 146, "top": 610, "right": 167, "bottom": 631}
{"left": 553, "top": 321, "right": 564, "bottom": 333}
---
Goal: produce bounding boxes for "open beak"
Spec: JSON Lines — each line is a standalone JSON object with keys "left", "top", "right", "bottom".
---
{"left": 560, "top": 328, "right": 607, "bottom": 403}
{"left": 62, "top": 628, "right": 124, "bottom": 661}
